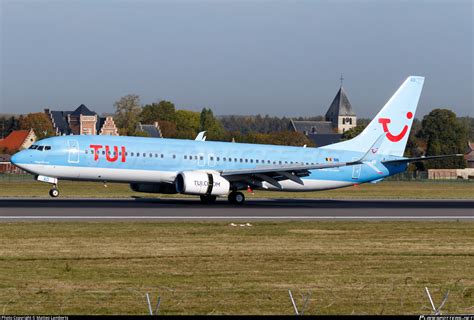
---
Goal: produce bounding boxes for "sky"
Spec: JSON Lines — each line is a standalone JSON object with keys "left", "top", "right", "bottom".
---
{"left": 1, "top": 0, "right": 473, "bottom": 118}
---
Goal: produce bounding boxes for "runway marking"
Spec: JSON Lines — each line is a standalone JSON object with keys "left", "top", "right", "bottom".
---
{"left": 0, "top": 216, "right": 472, "bottom": 220}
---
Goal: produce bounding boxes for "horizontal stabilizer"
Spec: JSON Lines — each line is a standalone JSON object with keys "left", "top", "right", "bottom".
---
{"left": 382, "top": 154, "right": 464, "bottom": 164}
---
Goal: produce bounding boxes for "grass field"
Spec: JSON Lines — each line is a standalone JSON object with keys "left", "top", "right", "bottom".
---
{"left": 0, "top": 221, "right": 473, "bottom": 315}
{"left": 0, "top": 178, "right": 473, "bottom": 199}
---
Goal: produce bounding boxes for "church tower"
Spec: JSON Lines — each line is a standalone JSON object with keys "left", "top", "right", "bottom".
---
{"left": 324, "top": 84, "right": 357, "bottom": 134}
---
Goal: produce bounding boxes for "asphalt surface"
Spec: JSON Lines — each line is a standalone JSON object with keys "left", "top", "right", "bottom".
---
{"left": 0, "top": 198, "right": 472, "bottom": 221}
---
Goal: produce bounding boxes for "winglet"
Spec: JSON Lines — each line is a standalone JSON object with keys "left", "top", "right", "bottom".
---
{"left": 195, "top": 131, "right": 207, "bottom": 141}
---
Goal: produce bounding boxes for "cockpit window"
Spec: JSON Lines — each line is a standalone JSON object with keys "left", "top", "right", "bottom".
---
{"left": 44, "top": 146, "right": 51, "bottom": 151}
{"left": 37, "top": 146, "right": 44, "bottom": 151}
{"left": 29, "top": 145, "right": 38, "bottom": 150}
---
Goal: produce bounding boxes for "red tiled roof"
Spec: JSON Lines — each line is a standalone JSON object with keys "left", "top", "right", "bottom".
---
{"left": 0, "top": 130, "right": 31, "bottom": 152}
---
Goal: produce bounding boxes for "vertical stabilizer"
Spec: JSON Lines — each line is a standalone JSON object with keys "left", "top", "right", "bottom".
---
{"left": 322, "top": 76, "right": 424, "bottom": 157}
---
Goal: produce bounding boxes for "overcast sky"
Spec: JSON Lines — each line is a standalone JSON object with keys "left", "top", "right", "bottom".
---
{"left": 1, "top": 0, "right": 472, "bottom": 118}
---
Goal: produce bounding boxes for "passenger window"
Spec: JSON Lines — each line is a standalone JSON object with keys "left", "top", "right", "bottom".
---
{"left": 256, "top": 160, "right": 259, "bottom": 163}
{"left": 149, "top": 153, "right": 152, "bottom": 157}
{"left": 173, "top": 155, "right": 176, "bottom": 159}
{"left": 184, "top": 155, "right": 187, "bottom": 159}
{"left": 131, "top": 152, "right": 134, "bottom": 156}
{"left": 240, "top": 159, "right": 243, "bottom": 163}
{"left": 137, "top": 153, "right": 140, "bottom": 157}
{"left": 250, "top": 159, "right": 253, "bottom": 163}
{"left": 217, "top": 157, "right": 220, "bottom": 161}
{"left": 85, "top": 150, "right": 88, "bottom": 154}
{"left": 245, "top": 159, "right": 248, "bottom": 163}
{"left": 161, "top": 154, "right": 164, "bottom": 158}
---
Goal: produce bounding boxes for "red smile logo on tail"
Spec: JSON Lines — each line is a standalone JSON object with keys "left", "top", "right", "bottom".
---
{"left": 378, "top": 112, "right": 413, "bottom": 142}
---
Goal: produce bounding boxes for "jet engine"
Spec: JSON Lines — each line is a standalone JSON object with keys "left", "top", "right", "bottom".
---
{"left": 175, "top": 171, "right": 230, "bottom": 196}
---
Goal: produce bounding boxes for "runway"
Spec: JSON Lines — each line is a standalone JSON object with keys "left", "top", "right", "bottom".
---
{"left": 0, "top": 198, "right": 473, "bottom": 221}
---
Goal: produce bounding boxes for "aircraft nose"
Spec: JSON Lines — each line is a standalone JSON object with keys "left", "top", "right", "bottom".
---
{"left": 10, "top": 150, "right": 26, "bottom": 166}
{"left": 10, "top": 152, "right": 19, "bottom": 164}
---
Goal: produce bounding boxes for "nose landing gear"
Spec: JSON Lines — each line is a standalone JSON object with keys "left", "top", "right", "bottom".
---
{"left": 49, "top": 185, "right": 59, "bottom": 198}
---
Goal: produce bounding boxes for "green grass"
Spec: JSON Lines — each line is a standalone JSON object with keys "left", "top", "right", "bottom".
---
{"left": 0, "top": 221, "right": 472, "bottom": 315}
{"left": 0, "top": 178, "right": 473, "bottom": 199}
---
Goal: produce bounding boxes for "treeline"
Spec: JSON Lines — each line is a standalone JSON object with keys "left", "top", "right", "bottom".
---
{"left": 112, "top": 95, "right": 314, "bottom": 146}
{"left": 341, "top": 109, "right": 472, "bottom": 169}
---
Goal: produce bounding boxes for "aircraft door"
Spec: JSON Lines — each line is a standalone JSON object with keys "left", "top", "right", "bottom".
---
{"left": 68, "top": 140, "right": 80, "bottom": 163}
{"left": 351, "top": 157, "right": 361, "bottom": 179}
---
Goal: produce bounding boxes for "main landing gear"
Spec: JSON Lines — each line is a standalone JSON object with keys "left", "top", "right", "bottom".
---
{"left": 49, "top": 185, "right": 59, "bottom": 198}
{"left": 228, "top": 191, "right": 245, "bottom": 205}
{"left": 199, "top": 192, "right": 246, "bottom": 205}
{"left": 200, "top": 195, "right": 217, "bottom": 204}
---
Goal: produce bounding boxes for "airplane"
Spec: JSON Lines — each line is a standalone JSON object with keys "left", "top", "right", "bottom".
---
{"left": 11, "top": 76, "right": 462, "bottom": 204}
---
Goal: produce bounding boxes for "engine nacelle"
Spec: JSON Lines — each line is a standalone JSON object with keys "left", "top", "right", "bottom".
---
{"left": 130, "top": 182, "right": 178, "bottom": 194}
{"left": 175, "top": 171, "right": 230, "bottom": 196}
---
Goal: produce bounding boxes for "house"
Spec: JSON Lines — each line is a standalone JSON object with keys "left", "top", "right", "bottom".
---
{"left": 136, "top": 122, "right": 162, "bottom": 138}
{"left": 290, "top": 85, "right": 357, "bottom": 146}
{"left": 0, "top": 129, "right": 37, "bottom": 154}
{"left": 45, "top": 104, "right": 119, "bottom": 136}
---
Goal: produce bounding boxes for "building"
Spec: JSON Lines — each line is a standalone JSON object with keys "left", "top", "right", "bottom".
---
{"left": 135, "top": 122, "right": 162, "bottom": 138}
{"left": 466, "top": 142, "right": 474, "bottom": 169}
{"left": 428, "top": 168, "right": 474, "bottom": 180}
{"left": 0, "top": 129, "right": 37, "bottom": 153}
{"left": 45, "top": 104, "right": 119, "bottom": 136}
{"left": 290, "top": 85, "right": 357, "bottom": 146}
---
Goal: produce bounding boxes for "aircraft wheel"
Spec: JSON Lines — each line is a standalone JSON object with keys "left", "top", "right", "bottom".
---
{"left": 49, "top": 188, "right": 59, "bottom": 198}
{"left": 228, "top": 191, "right": 245, "bottom": 205}
{"left": 200, "top": 195, "right": 217, "bottom": 204}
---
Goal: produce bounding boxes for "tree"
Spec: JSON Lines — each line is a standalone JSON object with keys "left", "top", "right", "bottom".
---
{"left": 140, "top": 100, "right": 177, "bottom": 124}
{"left": 158, "top": 120, "right": 177, "bottom": 138}
{"left": 199, "top": 108, "right": 225, "bottom": 139}
{"left": 341, "top": 125, "right": 366, "bottom": 141}
{"left": 114, "top": 94, "right": 142, "bottom": 136}
{"left": 0, "top": 116, "right": 20, "bottom": 139}
{"left": 175, "top": 110, "right": 200, "bottom": 134}
{"left": 19, "top": 113, "right": 54, "bottom": 139}
{"left": 418, "top": 109, "right": 467, "bottom": 169}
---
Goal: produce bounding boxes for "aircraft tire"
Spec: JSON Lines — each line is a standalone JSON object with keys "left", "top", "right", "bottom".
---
{"left": 49, "top": 188, "right": 59, "bottom": 198}
{"left": 228, "top": 191, "right": 245, "bottom": 205}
